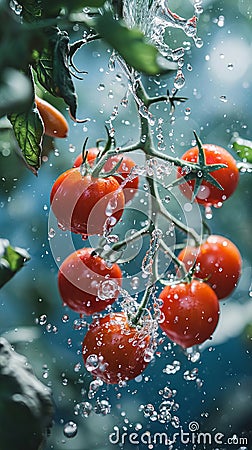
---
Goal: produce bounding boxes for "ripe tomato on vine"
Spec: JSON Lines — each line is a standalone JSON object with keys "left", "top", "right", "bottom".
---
{"left": 177, "top": 144, "right": 239, "bottom": 206}
{"left": 178, "top": 235, "right": 242, "bottom": 300}
{"left": 82, "top": 312, "right": 151, "bottom": 384}
{"left": 58, "top": 247, "right": 122, "bottom": 315}
{"left": 73, "top": 149, "right": 139, "bottom": 203}
{"left": 159, "top": 280, "right": 220, "bottom": 348}
{"left": 50, "top": 168, "right": 125, "bottom": 236}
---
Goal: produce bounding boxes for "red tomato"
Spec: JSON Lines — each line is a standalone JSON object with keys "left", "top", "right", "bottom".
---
{"left": 50, "top": 168, "right": 125, "bottom": 236}
{"left": 159, "top": 280, "right": 219, "bottom": 348}
{"left": 58, "top": 248, "right": 122, "bottom": 315}
{"left": 35, "top": 95, "right": 68, "bottom": 138}
{"left": 73, "top": 149, "right": 139, "bottom": 203}
{"left": 178, "top": 235, "right": 242, "bottom": 300}
{"left": 82, "top": 312, "right": 151, "bottom": 384}
{"left": 177, "top": 144, "right": 239, "bottom": 205}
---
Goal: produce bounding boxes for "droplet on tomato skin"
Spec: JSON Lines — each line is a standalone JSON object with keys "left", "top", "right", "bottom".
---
{"left": 205, "top": 205, "right": 213, "bottom": 219}
{"left": 143, "top": 348, "right": 154, "bottom": 363}
{"left": 48, "top": 227, "right": 56, "bottom": 238}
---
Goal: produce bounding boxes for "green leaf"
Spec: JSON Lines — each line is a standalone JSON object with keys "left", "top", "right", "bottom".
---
{"left": 232, "top": 136, "right": 252, "bottom": 163}
{"left": 8, "top": 101, "right": 44, "bottom": 174}
{"left": 0, "top": 239, "right": 30, "bottom": 288}
{"left": 34, "top": 28, "right": 77, "bottom": 119}
{"left": 94, "top": 12, "right": 175, "bottom": 75}
{"left": 18, "top": 0, "right": 43, "bottom": 23}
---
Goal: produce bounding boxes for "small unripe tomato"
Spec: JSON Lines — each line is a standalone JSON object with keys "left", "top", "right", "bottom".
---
{"left": 35, "top": 95, "right": 68, "bottom": 138}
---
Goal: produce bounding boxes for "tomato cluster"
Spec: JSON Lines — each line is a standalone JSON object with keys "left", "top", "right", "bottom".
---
{"left": 49, "top": 135, "right": 241, "bottom": 384}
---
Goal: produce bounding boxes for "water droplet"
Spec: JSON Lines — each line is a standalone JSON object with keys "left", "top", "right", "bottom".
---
{"left": 163, "top": 360, "right": 181, "bottom": 375}
{"left": 88, "top": 378, "right": 103, "bottom": 399}
{"left": 205, "top": 205, "right": 213, "bottom": 219}
{"left": 183, "top": 367, "right": 199, "bottom": 381}
{"left": 62, "top": 314, "right": 69, "bottom": 323}
{"left": 63, "top": 421, "right": 78, "bottom": 438}
{"left": 38, "top": 314, "right": 47, "bottom": 325}
{"left": 97, "top": 83, "right": 105, "bottom": 91}
{"left": 48, "top": 228, "right": 55, "bottom": 239}
{"left": 85, "top": 354, "right": 99, "bottom": 372}
{"left": 144, "top": 348, "right": 154, "bottom": 362}
{"left": 174, "top": 70, "right": 185, "bottom": 90}
{"left": 98, "top": 280, "right": 118, "bottom": 300}
{"left": 94, "top": 399, "right": 111, "bottom": 415}
{"left": 130, "top": 276, "right": 140, "bottom": 290}
{"left": 75, "top": 401, "right": 93, "bottom": 417}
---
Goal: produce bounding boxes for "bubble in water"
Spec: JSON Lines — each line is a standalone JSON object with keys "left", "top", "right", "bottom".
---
{"left": 63, "top": 421, "right": 78, "bottom": 438}
{"left": 62, "top": 314, "right": 69, "bottom": 323}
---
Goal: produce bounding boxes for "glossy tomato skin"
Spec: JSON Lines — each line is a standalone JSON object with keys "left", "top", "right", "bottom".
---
{"left": 50, "top": 168, "right": 125, "bottom": 235}
{"left": 178, "top": 235, "right": 242, "bottom": 300}
{"left": 73, "top": 149, "right": 139, "bottom": 203}
{"left": 159, "top": 280, "right": 219, "bottom": 348}
{"left": 177, "top": 144, "right": 239, "bottom": 205}
{"left": 82, "top": 312, "right": 151, "bottom": 384}
{"left": 58, "top": 248, "right": 122, "bottom": 315}
{"left": 35, "top": 95, "right": 68, "bottom": 138}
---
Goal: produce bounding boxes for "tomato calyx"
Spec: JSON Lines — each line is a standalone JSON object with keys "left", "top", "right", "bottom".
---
{"left": 176, "top": 131, "right": 228, "bottom": 200}
{"left": 78, "top": 130, "right": 125, "bottom": 181}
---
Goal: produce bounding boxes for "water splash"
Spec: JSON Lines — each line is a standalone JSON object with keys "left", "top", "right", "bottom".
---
{"left": 122, "top": 0, "right": 202, "bottom": 89}
{"left": 141, "top": 228, "right": 163, "bottom": 275}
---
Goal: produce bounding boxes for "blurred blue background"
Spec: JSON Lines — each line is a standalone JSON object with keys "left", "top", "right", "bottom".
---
{"left": 1, "top": 0, "right": 252, "bottom": 448}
